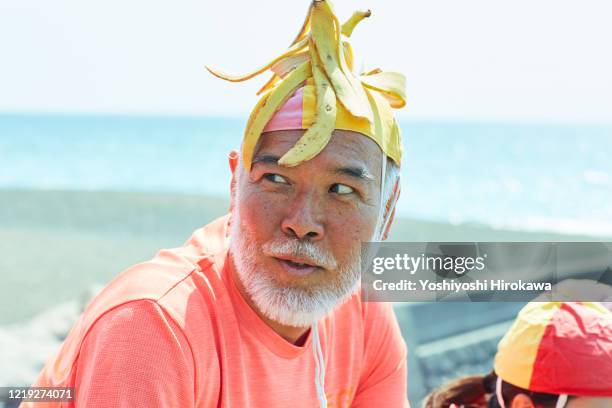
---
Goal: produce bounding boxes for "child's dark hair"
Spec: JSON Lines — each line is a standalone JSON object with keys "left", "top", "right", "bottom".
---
{"left": 421, "top": 371, "right": 564, "bottom": 408}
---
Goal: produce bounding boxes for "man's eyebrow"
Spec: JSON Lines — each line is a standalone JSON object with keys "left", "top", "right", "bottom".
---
{"left": 251, "top": 154, "right": 280, "bottom": 165}
{"left": 252, "top": 154, "right": 375, "bottom": 181}
{"left": 334, "top": 166, "right": 375, "bottom": 182}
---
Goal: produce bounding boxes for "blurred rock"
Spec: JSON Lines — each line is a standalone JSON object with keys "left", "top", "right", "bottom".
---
{"left": 0, "top": 283, "right": 103, "bottom": 389}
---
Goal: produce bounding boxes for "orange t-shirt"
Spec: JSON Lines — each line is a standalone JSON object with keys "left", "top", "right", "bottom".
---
{"left": 22, "top": 215, "right": 409, "bottom": 407}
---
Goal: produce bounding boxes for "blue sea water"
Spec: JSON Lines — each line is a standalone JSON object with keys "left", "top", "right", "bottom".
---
{"left": 1, "top": 113, "right": 611, "bottom": 236}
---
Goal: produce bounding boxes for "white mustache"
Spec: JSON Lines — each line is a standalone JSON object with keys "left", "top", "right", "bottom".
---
{"left": 262, "top": 240, "right": 338, "bottom": 270}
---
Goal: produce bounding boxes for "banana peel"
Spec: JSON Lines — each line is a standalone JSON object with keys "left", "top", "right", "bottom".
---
{"left": 278, "top": 40, "right": 337, "bottom": 167}
{"left": 205, "top": 35, "right": 309, "bottom": 82}
{"left": 341, "top": 10, "right": 371, "bottom": 37}
{"left": 258, "top": 5, "right": 314, "bottom": 96}
{"left": 360, "top": 71, "right": 407, "bottom": 109}
{"left": 207, "top": 0, "right": 406, "bottom": 170}
{"left": 310, "top": 0, "right": 373, "bottom": 122}
{"left": 242, "top": 61, "right": 311, "bottom": 168}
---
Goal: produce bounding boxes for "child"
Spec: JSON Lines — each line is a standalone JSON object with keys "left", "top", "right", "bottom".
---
{"left": 422, "top": 301, "right": 612, "bottom": 408}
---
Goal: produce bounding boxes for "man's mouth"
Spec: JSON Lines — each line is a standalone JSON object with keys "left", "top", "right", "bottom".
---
{"left": 273, "top": 256, "right": 321, "bottom": 276}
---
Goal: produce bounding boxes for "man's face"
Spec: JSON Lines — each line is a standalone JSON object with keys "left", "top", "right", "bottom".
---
{"left": 229, "top": 129, "right": 383, "bottom": 327}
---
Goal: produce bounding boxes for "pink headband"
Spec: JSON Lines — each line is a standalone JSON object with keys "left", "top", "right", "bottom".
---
{"left": 262, "top": 87, "right": 305, "bottom": 133}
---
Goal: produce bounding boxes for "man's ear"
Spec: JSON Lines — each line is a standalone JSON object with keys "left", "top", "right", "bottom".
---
{"left": 380, "top": 178, "right": 400, "bottom": 241}
{"left": 228, "top": 150, "right": 239, "bottom": 216}
{"left": 229, "top": 150, "right": 239, "bottom": 175}
{"left": 510, "top": 394, "right": 535, "bottom": 408}
{"left": 381, "top": 206, "right": 397, "bottom": 241}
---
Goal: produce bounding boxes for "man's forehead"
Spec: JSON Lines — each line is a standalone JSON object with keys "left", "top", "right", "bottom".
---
{"left": 253, "top": 129, "right": 383, "bottom": 175}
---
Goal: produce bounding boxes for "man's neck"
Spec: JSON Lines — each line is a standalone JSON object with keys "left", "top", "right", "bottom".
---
{"left": 228, "top": 256, "right": 311, "bottom": 346}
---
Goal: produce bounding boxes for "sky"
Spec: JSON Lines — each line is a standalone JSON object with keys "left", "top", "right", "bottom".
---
{"left": 1, "top": 0, "right": 611, "bottom": 122}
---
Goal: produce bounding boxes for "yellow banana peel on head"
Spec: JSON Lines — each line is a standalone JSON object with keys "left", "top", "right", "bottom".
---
{"left": 242, "top": 61, "right": 312, "bottom": 169}
{"left": 360, "top": 71, "right": 407, "bottom": 109}
{"left": 206, "top": 0, "right": 407, "bottom": 171}
{"left": 310, "top": 0, "right": 373, "bottom": 123}
{"left": 278, "top": 39, "right": 337, "bottom": 167}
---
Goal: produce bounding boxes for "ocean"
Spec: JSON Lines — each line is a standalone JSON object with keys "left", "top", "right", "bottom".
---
{"left": 1, "top": 113, "right": 611, "bottom": 237}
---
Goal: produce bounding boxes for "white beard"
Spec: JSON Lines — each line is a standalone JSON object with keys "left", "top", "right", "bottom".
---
{"left": 228, "top": 205, "right": 361, "bottom": 328}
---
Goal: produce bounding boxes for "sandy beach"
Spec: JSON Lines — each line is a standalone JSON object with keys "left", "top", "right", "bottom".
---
{"left": 0, "top": 188, "right": 604, "bottom": 325}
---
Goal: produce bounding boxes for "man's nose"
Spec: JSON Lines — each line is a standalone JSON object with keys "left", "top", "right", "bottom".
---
{"left": 281, "top": 191, "right": 324, "bottom": 241}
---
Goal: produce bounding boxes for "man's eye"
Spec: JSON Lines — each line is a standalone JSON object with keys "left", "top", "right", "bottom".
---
{"left": 263, "top": 173, "right": 289, "bottom": 184}
{"left": 330, "top": 183, "right": 354, "bottom": 195}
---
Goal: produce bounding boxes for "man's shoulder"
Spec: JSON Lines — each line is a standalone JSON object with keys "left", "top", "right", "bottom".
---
{"left": 331, "top": 293, "right": 399, "bottom": 338}
{"left": 78, "top": 215, "right": 232, "bottom": 342}
{"left": 336, "top": 291, "right": 397, "bottom": 322}
{"left": 32, "top": 217, "right": 231, "bottom": 389}
{"left": 92, "top": 215, "right": 229, "bottom": 305}
{"left": 359, "top": 297, "right": 397, "bottom": 321}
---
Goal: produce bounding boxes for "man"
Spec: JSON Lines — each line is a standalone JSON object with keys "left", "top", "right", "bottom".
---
{"left": 23, "top": 1, "right": 409, "bottom": 406}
